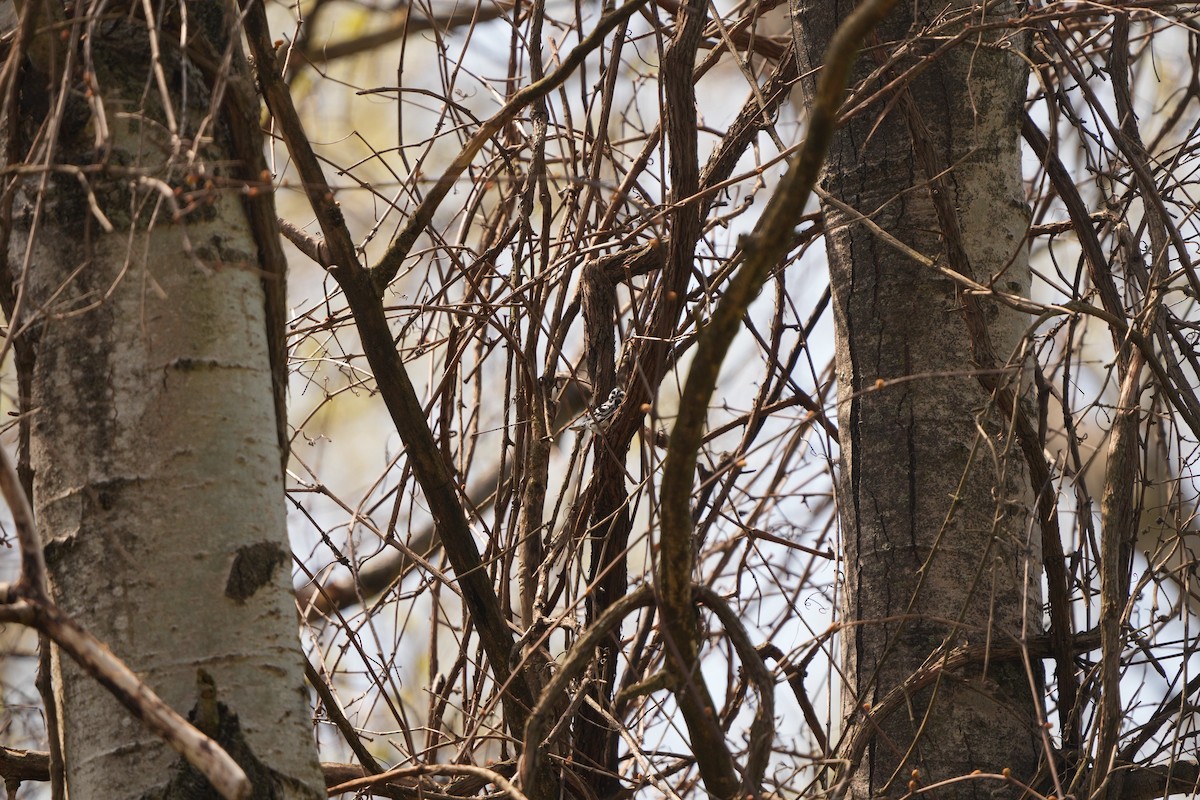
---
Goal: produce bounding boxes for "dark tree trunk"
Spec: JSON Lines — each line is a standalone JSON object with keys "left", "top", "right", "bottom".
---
{"left": 791, "top": 3, "right": 1044, "bottom": 796}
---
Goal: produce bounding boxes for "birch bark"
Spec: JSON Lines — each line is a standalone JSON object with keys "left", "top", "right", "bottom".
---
{"left": 3, "top": 5, "right": 323, "bottom": 797}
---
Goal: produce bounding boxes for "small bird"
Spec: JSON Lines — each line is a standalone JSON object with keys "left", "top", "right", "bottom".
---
{"left": 571, "top": 388, "right": 625, "bottom": 432}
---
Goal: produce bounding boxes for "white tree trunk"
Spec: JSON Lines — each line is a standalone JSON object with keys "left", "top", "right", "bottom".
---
{"left": 4, "top": 6, "right": 323, "bottom": 798}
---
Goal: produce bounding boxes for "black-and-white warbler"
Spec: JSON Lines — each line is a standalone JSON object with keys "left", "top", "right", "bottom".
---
{"left": 571, "top": 387, "right": 625, "bottom": 432}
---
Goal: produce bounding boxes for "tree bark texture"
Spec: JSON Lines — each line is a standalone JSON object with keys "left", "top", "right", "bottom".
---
{"left": 2, "top": 5, "right": 323, "bottom": 798}
{"left": 791, "top": 3, "right": 1043, "bottom": 796}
